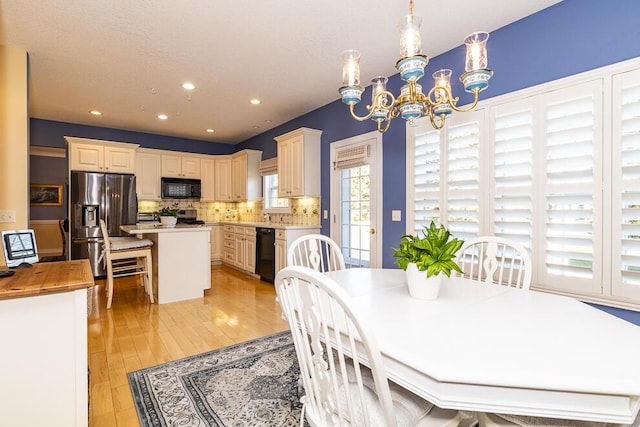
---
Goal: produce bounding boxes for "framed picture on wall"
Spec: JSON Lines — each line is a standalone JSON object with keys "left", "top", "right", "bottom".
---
{"left": 30, "top": 184, "right": 63, "bottom": 206}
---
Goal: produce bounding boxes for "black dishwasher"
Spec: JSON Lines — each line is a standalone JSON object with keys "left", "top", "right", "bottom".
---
{"left": 255, "top": 227, "right": 276, "bottom": 283}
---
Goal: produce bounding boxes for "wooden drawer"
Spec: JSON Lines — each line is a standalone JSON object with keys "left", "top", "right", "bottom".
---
{"left": 244, "top": 227, "right": 256, "bottom": 236}
{"left": 224, "top": 239, "right": 235, "bottom": 249}
{"left": 223, "top": 225, "right": 235, "bottom": 233}
{"left": 276, "top": 230, "right": 286, "bottom": 240}
{"left": 223, "top": 250, "right": 235, "bottom": 263}
{"left": 223, "top": 232, "right": 235, "bottom": 240}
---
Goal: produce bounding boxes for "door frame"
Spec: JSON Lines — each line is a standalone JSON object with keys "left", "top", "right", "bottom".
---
{"left": 329, "top": 131, "right": 383, "bottom": 268}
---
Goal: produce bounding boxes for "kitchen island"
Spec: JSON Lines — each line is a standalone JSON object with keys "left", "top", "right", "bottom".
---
{"left": 121, "top": 224, "right": 211, "bottom": 304}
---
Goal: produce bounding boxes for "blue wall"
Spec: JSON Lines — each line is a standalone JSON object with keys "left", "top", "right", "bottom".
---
{"left": 238, "top": 0, "right": 640, "bottom": 269}
{"left": 30, "top": 118, "right": 236, "bottom": 154}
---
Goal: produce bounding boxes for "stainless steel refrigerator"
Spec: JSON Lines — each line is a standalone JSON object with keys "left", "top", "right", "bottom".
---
{"left": 70, "top": 171, "right": 137, "bottom": 277}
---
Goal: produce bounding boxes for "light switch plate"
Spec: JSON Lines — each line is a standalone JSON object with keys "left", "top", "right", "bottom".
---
{"left": 0, "top": 210, "right": 16, "bottom": 223}
{"left": 391, "top": 210, "right": 401, "bottom": 222}
{"left": 323, "top": 210, "right": 329, "bottom": 220}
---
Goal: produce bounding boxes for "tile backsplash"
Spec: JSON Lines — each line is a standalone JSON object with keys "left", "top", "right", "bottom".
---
{"left": 138, "top": 197, "right": 321, "bottom": 226}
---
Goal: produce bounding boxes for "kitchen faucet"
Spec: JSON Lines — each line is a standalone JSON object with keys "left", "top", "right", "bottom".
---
{"left": 264, "top": 213, "right": 271, "bottom": 223}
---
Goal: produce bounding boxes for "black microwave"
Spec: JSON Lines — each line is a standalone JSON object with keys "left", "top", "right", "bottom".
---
{"left": 161, "top": 177, "right": 201, "bottom": 199}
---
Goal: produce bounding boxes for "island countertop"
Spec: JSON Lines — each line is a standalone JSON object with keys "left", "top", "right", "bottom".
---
{"left": 121, "top": 224, "right": 212, "bottom": 234}
{"left": 0, "top": 259, "right": 94, "bottom": 300}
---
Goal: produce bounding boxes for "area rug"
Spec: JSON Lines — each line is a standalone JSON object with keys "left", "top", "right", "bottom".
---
{"left": 128, "top": 331, "right": 304, "bottom": 426}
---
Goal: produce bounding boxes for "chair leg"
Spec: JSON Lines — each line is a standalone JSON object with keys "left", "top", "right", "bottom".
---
{"left": 106, "top": 259, "right": 115, "bottom": 310}
{"left": 145, "top": 251, "right": 154, "bottom": 304}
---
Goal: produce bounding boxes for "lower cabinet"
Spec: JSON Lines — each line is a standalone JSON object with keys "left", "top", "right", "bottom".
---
{"left": 222, "top": 225, "right": 256, "bottom": 274}
{"left": 0, "top": 289, "right": 89, "bottom": 426}
{"left": 210, "top": 225, "right": 223, "bottom": 263}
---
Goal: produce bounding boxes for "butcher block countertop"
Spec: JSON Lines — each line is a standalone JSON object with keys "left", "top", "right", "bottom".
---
{"left": 0, "top": 259, "right": 94, "bottom": 300}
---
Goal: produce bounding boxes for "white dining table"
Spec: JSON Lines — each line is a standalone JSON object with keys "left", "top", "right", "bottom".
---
{"left": 324, "top": 268, "right": 640, "bottom": 424}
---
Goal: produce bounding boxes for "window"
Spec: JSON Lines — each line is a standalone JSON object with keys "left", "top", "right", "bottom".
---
{"left": 406, "top": 57, "right": 640, "bottom": 309}
{"left": 263, "top": 174, "right": 290, "bottom": 213}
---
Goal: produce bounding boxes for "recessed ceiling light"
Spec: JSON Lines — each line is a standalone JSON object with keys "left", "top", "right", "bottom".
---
{"left": 157, "top": 114, "right": 168, "bottom": 120}
{"left": 206, "top": 129, "right": 215, "bottom": 133}
{"left": 250, "top": 99, "right": 261, "bottom": 105}
{"left": 264, "top": 119, "right": 272, "bottom": 124}
{"left": 89, "top": 110, "right": 102, "bottom": 116}
{"left": 182, "top": 82, "right": 195, "bottom": 90}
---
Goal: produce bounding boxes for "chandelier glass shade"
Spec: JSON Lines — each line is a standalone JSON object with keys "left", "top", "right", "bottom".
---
{"left": 339, "top": 0, "right": 493, "bottom": 133}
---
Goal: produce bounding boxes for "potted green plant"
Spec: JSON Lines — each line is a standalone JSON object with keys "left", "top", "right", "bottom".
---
{"left": 393, "top": 221, "right": 464, "bottom": 299}
{"left": 158, "top": 207, "right": 179, "bottom": 227}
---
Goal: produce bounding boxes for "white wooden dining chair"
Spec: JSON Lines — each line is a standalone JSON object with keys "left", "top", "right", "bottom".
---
{"left": 287, "top": 234, "right": 346, "bottom": 272}
{"left": 456, "top": 236, "right": 532, "bottom": 290}
{"left": 99, "top": 219, "right": 154, "bottom": 309}
{"left": 275, "top": 265, "right": 460, "bottom": 427}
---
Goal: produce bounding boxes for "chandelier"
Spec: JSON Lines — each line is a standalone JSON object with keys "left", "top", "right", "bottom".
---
{"left": 339, "top": 0, "right": 493, "bottom": 133}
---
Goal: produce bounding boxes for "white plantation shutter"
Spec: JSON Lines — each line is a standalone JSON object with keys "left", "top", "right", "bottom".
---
{"left": 409, "top": 123, "right": 441, "bottom": 234}
{"left": 490, "top": 100, "right": 534, "bottom": 251}
{"left": 445, "top": 111, "right": 483, "bottom": 241}
{"left": 612, "top": 68, "right": 640, "bottom": 299}
{"left": 538, "top": 80, "right": 603, "bottom": 294}
{"left": 406, "top": 58, "right": 640, "bottom": 308}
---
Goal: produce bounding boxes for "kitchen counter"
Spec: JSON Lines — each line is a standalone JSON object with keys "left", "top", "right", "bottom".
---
{"left": 206, "top": 221, "right": 320, "bottom": 230}
{"left": 123, "top": 223, "right": 211, "bottom": 234}
{"left": 0, "top": 259, "right": 94, "bottom": 300}
{"left": 121, "top": 224, "right": 211, "bottom": 304}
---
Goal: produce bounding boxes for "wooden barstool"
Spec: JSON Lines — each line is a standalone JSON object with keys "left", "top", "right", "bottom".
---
{"left": 99, "top": 220, "right": 154, "bottom": 309}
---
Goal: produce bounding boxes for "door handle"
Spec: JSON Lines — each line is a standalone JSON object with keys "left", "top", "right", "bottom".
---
{"left": 370, "top": 228, "right": 376, "bottom": 235}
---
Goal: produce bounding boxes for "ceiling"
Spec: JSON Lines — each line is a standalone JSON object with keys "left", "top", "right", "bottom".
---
{"left": 0, "top": 0, "right": 561, "bottom": 144}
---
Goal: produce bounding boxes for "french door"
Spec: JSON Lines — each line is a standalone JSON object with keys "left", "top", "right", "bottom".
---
{"left": 330, "top": 131, "right": 382, "bottom": 268}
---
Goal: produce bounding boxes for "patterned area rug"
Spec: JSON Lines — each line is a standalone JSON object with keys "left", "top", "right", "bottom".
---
{"left": 128, "top": 331, "right": 304, "bottom": 426}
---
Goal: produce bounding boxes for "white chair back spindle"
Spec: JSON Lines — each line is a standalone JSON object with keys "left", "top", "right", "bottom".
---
{"left": 287, "top": 234, "right": 346, "bottom": 272}
{"left": 457, "top": 236, "right": 532, "bottom": 289}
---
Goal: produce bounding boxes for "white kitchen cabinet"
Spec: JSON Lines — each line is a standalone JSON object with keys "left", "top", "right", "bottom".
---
{"left": 210, "top": 225, "right": 223, "bottom": 263}
{"left": 231, "top": 150, "right": 262, "bottom": 201}
{"left": 245, "top": 228, "right": 256, "bottom": 273}
{"left": 223, "top": 225, "right": 256, "bottom": 274}
{"left": 275, "top": 231, "right": 286, "bottom": 274}
{"left": 0, "top": 289, "right": 89, "bottom": 427}
{"left": 222, "top": 225, "right": 236, "bottom": 264}
{"left": 66, "top": 136, "right": 138, "bottom": 173}
{"left": 275, "top": 227, "right": 321, "bottom": 274}
{"left": 200, "top": 157, "right": 215, "bottom": 201}
{"left": 161, "top": 153, "right": 201, "bottom": 178}
{"left": 135, "top": 149, "right": 161, "bottom": 200}
{"left": 214, "top": 156, "right": 233, "bottom": 201}
{"left": 275, "top": 127, "right": 322, "bottom": 197}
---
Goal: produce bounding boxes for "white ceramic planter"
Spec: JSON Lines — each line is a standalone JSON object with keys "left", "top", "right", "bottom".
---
{"left": 160, "top": 216, "right": 177, "bottom": 227}
{"left": 405, "top": 262, "right": 442, "bottom": 300}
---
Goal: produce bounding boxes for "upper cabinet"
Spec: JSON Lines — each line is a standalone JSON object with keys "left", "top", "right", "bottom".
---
{"left": 231, "top": 150, "right": 262, "bottom": 201}
{"left": 161, "top": 153, "right": 201, "bottom": 178}
{"left": 200, "top": 157, "right": 216, "bottom": 201}
{"left": 136, "top": 149, "right": 162, "bottom": 200}
{"left": 66, "top": 137, "right": 138, "bottom": 173}
{"left": 214, "top": 156, "right": 233, "bottom": 201}
{"left": 275, "top": 128, "right": 322, "bottom": 198}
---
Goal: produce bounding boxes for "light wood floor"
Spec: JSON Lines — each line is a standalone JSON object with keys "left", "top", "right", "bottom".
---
{"left": 88, "top": 266, "right": 289, "bottom": 427}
